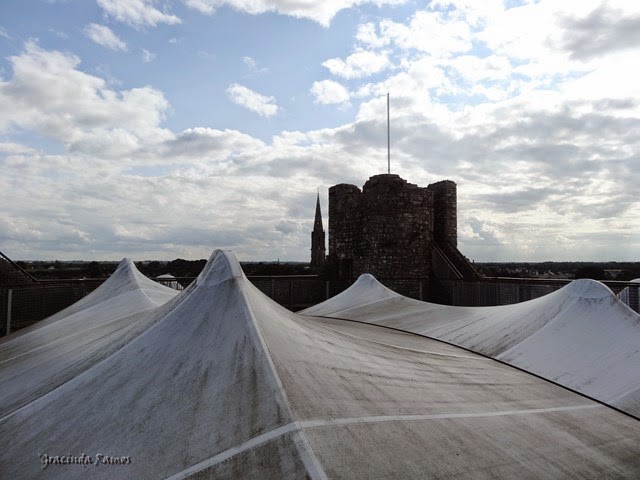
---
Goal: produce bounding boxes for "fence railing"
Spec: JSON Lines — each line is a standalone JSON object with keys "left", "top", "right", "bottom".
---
{"left": 443, "top": 277, "right": 638, "bottom": 309}
{"left": 0, "top": 280, "right": 104, "bottom": 336}
{"left": 2, "top": 275, "right": 639, "bottom": 337}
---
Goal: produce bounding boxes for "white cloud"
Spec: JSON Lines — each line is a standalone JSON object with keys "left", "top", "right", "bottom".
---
{"left": 182, "top": 0, "right": 216, "bottom": 15}
{"left": 310, "top": 80, "right": 350, "bottom": 105}
{"left": 322, "top": 49, "right": 390, "bottom": 79}
{"left": 142, "top": 48, "right": 156, "bottom": 62}
{"left": 242, "top": 56, "right": 268, "bottom": 73}
{"left": 558, "top": 3, "right": 640, "bottom": 60}
{"left": 0, "top": 42, "right": 171, "bottom": 156}
{"left": 97, "top": 0, "right": 181, "bottom": 28}
{"left": 166, "top": 127, "right": 266, "bottom": 160}
{"left": 355, "top": 23, "right": 389, "bottom": 48}
{"left": 226, "top": 83, "right": 278, "bottom": 117}
{"left": 242, "top": 56, "right": 257, "bottom": 69}
{"left": 3, "top": 1, "right": 640, "bottom": 262}
{"left": 83, "top": 23, "right": 127, "bottom": 51}
{"left": 380, "top": 10, "right": 472, "bottom": 57}
{"left": 197, "top": 50, "right": 215, "bottom": 60}
{"left": 445, "top": 54, "right": 512, "bottom": 83}
{"left": 429, "top": 0, "right": 505, "bottom": 26}
{"left": 181, "top": 0, "right": 407, "bottom": 27}
{"left": 0, "top": 142, "right": 36, "bottom": 155}
{"left": 0, "top": 27, "right": 10, "bottom": 39}
{"left": 49, "top": 28, "right": 69, "bottom": 39}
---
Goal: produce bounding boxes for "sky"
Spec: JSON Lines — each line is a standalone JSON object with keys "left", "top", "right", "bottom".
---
{"left": 0, "top": 0, "right": 638, "bottom": 262}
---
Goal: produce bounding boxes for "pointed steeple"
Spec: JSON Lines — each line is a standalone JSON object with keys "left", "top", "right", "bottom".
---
{"left": 310, "top": 191, "right": 326, "bottom": 273}
{"left": 313, "top": 192, "right": 324, "bottom": 231}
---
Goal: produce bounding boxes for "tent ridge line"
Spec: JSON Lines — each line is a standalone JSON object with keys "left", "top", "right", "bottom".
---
{"left": 163, "top": 422, "right": 299, "bottom": 480}
{"left": 230, "top": 252, "right": 328, "bottom": 479}
{"left": 163, "top": 403, "right": 603, "bottom": 479}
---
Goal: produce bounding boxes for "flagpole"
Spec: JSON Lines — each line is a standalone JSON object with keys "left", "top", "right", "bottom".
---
{"left": 387, "top": 92, "right": 390, "bottom": 174}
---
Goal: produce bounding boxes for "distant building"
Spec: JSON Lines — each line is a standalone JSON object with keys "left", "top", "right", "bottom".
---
{"left": 156, "top": 273, "right": 184, "bottom": 291}
{"left": 324, "top": 173, "right": 477, "bottom": 298}
{"left": 310, "top": 193, "right": 326, "bottom": 274}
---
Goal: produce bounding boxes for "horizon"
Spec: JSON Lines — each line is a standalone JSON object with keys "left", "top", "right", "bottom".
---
{"left": 13, "top": 257, "right": 640, "bottom": 266}
{"left": 1, "top": 1, "right": 639, "bottom": 262}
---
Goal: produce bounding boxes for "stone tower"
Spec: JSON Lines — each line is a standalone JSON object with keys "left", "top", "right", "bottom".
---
{"left": 428, "top": 180, "right": 457, "bottom": 248}
{"left": 327, "top": 173, "right": 477, "bottom": 298}
{"left": 310, "top": 193, "right": 326, "bottom": 273}
{"left": 329, "top": 174, "right": 432, "bottom": 293}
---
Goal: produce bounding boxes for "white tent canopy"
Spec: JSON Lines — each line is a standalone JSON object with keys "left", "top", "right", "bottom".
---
{"left": 0, "top": 258, "right": 178, "bottom": 419}
{"left": 1, "top": 251, "right": 639, "bottom": 478}
{"left": 302, "top": 274, "right": 640, "bottom": 417}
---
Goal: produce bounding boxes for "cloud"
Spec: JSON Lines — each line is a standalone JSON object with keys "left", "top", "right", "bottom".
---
{"left": 226, "top": 83, "right": 279, "bottom": 117}
{"left": 471, "top": 187, "right": 555, "bottom": 213}
{"left": 0, "top": 27, "right": 10, "bottom": 39}
{"left": 142, "top": 48, "right": 156, "bottom": 62}
{"left": 275, "top": 220, "right": 299, "bottom": 235}
{"left": 182, "top": 0, "right": 216, "bottom": 15}
{"left": 461, "top": 217, "right": 503, "bottom": 246}
{"left": 355, "top": 22, "right": 389, "bottom": 48}
{"left": 559, "top": 4, "right": 640, "bottom": 60}
{"left": 197, "top": 50, "right": 215, "bottom": 60}
{"left": 181, "top": 0, "right": 407, "bottom": 27}
{"left": 379, "top": 10, "right": 472, "bottom": 57}
{"left": 322, "top": 49, "right": 390, "bottom": 79}
{"left": 310, "top": 80, "right": 350, "bottom": 105}
{"left": 83, "top": 23, "right": 127, "bottom": 51}
{"left": 0, "top": 42, "right": 171, "bottom": 156}
{"left": 242, "top": 56, "right": 268, "bottom": 74}
{"left": 445, "top": 54, "right": 512, "bottom": 83}
{"left": 3, "top": 2, "right": 640, "bottom": 262}
{"left": 0, "top": 142, "right": 36, "bottom": 155}
{"left": 97, "top": 0, "right": 181, "bottom": 28}
{"left": 3, "top": 85, "right": 638, "bottom": 261}
{"left": 163, "top": 127, "right": 266, "bottom": 162}
{"left": 49, "top": 28, "right": 69, "bottom": 39}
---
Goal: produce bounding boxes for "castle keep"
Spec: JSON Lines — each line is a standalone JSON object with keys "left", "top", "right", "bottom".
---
{"left": 323, "top": 173, "right": 477, "bottom": 298}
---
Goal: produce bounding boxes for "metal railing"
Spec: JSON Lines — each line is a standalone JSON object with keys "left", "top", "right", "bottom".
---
{"left": 443, "top": 277, "right": 638, "bottom": 309}
{"left": 2, "top": 275, "right": 639, "bottom": 337}
{"left": 0, "top": 251, "right": 38, "bottom": 285}
{"left": 1, "top": 280, "right": 104, "bottom": 336}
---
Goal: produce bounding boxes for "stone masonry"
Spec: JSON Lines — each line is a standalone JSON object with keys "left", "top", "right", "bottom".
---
{"left": 327, "top": 174, "right": 468, "bottom": 297}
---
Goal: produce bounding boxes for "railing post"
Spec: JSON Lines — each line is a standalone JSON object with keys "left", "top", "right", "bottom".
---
{"left": 325, "top": 281, "right": 330, "bottom": 300}
{"left": 6, "top": 289, "right": 12, "bottom": 336}
{"left": 288, "top": 280, "right": 293, "bottom": 310}
{"left": 419, "top": 280, "right": 423, "bottom": 301}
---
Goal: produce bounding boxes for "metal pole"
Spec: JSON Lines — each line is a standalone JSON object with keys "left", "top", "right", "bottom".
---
{"left": 6, "top": 289, "right": 12, "bottom": 336}
{"left": 387, "top": 92, "right": 390, "bottom": 174}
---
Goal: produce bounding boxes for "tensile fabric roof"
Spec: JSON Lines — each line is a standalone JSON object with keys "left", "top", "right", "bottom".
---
{"left": 1, "top": 252, "right": 639, "bottom": 479}
{"left": 302, "top": 274, "right": 640, "bottom": 418}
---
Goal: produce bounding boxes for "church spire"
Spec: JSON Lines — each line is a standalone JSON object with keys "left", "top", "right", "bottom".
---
{"left": 314, "top": 191, "right": 323, "bottom": 231}
{"left": 310, "top": 191, "right": 326, "bottom": 274}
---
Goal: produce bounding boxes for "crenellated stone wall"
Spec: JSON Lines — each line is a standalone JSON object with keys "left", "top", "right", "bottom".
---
{"left": 359, "top": 175, "right": 432, "bottom": 282}
{"left": 427, "top": 180, "right": 457, "bottom": 248}
{"left": 326, "top": 174, "right": 477, "bottom": 297}
{"left": 329, "top": 183, "right": 363, "bottom": 277}
{"left": 328, "top": 174, "right": 435, "bottom": 296}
